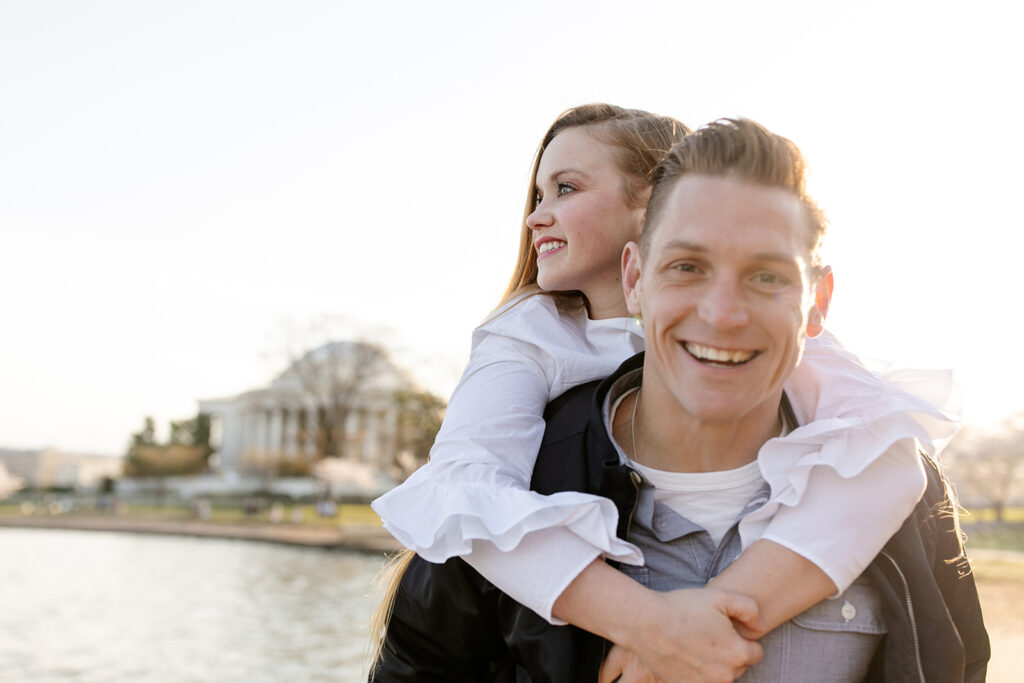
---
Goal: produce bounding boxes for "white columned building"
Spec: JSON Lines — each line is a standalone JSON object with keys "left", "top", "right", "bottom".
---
{"left": 200, "top": 341, "right": 418, "bottom": 478}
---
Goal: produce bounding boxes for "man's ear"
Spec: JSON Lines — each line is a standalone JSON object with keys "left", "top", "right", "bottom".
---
{"left": 622, "top": 241, "right": 643, "bottom": 317}
{"left": 805, "top": 266, "right": 833, "bottom": 338}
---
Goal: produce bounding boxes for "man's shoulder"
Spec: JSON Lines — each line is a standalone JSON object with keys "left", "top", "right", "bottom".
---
{"left": 530, "top": 380, "right": 604, "bottom": 496}
{"left": 541, "top": 351, "right": 645, "bottom": 446}
{"left": 541, "top": 380, "right": 602, "bottom": 442}
{"left": 531, "top": 352, "right": 643, "bottom": 497}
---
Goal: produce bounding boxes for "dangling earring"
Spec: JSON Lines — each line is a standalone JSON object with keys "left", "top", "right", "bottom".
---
{"left": 631, "top": 314, "right": 643, "bottom": 329}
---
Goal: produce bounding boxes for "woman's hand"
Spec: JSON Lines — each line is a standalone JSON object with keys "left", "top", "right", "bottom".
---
{"left": 599, "top": 645, "right": 661, "bottom": 683}
{"left": 603, "top": 586, "right": 763, "bottom": 683}
{"left": 554, "top": 562, "right": 762, "bottom": 682}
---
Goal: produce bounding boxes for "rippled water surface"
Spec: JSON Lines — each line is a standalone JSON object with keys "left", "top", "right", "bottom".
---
{"left": 0, "top": 528, "right": 385, "bottom": 682}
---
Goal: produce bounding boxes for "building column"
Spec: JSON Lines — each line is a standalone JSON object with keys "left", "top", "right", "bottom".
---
{"left": 217, "top": 409, "right": 242, "bottom": 473}
{"left": 345, "top": 410, "right": 361, "bottom": 462}
{"left": 378, "top": 405, "right": 398, "bottom": 469}
{"left": 303, "top": 405, "right": 319, "bottom": 459}
{"left": 254, "top": 409, "right": 269, "bottom": 468}
{"left": 364, "top": 408, "right": 379, "bottom": 465}
{"left": 283, "top": 409, "right": 300, "bottom": 459}
{"left": 267, "top": 409, "right": 283, "bottom": 465}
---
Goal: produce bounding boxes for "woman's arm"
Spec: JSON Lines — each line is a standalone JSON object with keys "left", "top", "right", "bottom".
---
{"left": 553, "top": 559, "right": 764, "bottom": 683}
{"left": 743, "top": 440, "right": 926, "bottom": 624}
{"left": 706, "top": 539, "right": 835, "bottom": 637}
{"left": 373, "top": 302, "right": 641, "bottom": 621}
{"left": 546, "top": 540, "right": 831, "bottom": 682}
{"left": 372, "top": 330, "right": 557, "bottom": 557}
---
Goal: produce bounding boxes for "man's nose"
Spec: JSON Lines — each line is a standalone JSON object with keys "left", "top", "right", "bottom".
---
{"left": 697, "top": 281, "right": 749, "bottom": 329}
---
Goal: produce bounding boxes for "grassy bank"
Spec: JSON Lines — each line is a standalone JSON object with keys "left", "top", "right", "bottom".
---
{"left": 0, "top": 500, "right": 382, "bottom": 527}
{"left": 960, "top": 506, "right": 1024, "bottom": 554}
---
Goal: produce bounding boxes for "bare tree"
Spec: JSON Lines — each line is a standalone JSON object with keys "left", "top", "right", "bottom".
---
{"left": 945, "top": 413, "right": 1024, "bottom": 522}
{"left": 280, "top": 340, "right": 393, "bottom": 461}
{"left": 239, "top": 316, "right": 446, "bottom": 480}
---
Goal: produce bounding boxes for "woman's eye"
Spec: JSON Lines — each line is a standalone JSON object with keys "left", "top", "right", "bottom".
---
{"left": 556, "top": 182, "right": 575, "bottom": 197}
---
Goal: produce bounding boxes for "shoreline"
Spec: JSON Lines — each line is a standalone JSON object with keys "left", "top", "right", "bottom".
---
{"left": 4, "top": 513, "right": 1020, "bottom": 562}
{"left": 0, "top": 514, "right": 402, "bottom": 554}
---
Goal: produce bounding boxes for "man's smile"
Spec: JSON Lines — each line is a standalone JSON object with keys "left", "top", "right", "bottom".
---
{"left": 682, "top": 342, "right": 758, "bottom": 367}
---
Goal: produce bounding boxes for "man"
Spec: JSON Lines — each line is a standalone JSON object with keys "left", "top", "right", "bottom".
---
{"left": 374, "top": 119, "right": 988, "bottom": 682}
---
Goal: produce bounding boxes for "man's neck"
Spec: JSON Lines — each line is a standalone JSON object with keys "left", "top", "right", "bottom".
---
{"left": 612, "top": 381, "right": 783, "bottom": 474}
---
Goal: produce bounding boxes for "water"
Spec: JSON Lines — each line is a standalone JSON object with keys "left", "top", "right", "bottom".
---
{"left": 0, "top": 527, "right": 386, "bottom": 682}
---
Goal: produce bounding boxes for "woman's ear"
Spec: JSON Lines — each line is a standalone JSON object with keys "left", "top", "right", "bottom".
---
{"left": 805, "top": 266, "right": 833, "bottom": 338}
{"left": 622, "top": 242, "right": 644, "bottom": 317}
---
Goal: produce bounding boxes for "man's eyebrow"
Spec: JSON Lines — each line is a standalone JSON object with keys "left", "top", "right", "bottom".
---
{"left": 660, "top": 240, "right": 705, "bottom": 252}
{"left": 751, "top": 252, "right": 801, "bottom": 265}
{"left": 659, "top": 240, "right": 800, "bottom": 265}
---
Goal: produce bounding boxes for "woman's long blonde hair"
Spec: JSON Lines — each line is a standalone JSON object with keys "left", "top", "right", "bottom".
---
{"left": 365, "top": 548, "right": 415, "bottom": 679}
{"left": 366, "top": 105, "right": 688, "bottom": 678}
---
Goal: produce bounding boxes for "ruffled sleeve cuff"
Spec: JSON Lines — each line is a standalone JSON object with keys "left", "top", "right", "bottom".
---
{"left": 371, "top": 463, "right": 642, "bottom": 566}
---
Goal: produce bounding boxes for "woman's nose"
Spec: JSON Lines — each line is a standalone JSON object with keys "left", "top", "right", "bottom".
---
{"left": 526, "top": 198, "right": 552, "bottom": 231}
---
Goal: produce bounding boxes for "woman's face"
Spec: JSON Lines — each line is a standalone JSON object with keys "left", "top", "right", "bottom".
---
{"left": 527, "top": 127, "right": 646, "bottom": 319}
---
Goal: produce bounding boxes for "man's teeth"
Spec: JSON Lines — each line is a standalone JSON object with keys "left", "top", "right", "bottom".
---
{"left": 538, "top": 240, "right": 566, "bottom": 254}
{"left": 684, "top": 343, "right": 755, "bottom": 364}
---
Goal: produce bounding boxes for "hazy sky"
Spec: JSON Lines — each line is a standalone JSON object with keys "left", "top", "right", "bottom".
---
{"left": 2, "top": 0, "right": 1021, "bottom": 456}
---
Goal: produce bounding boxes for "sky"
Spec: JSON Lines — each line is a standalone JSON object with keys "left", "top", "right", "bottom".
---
{"left": 1, "top": 0, "right": 1022, "bottom": 456}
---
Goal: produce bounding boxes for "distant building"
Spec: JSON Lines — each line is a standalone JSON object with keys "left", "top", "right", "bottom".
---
{"left": 199, "top": 341, "right": 414, "bottom": 477}
{"left": 0, "top": 448, "right": 121, "bottom": 490}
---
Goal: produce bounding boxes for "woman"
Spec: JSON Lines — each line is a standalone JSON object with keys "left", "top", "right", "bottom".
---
{"left": 370, "top": 105, "right": 956, "bottom": 680}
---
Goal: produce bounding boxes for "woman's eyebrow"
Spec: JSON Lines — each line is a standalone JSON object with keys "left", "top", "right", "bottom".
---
{"left": 546, "top": 168, "right": 591, "bottom": 182}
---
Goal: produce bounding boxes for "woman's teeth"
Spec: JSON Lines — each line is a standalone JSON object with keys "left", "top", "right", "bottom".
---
{"left": 538, "top": 240, "right": 566, "bottom": 254}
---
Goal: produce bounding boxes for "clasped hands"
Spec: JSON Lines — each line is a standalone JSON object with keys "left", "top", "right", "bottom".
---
{"left": 597, "top": 586, "right": 764, "bottom": 683}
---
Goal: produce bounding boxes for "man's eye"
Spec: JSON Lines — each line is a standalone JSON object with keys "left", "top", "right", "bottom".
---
{"left": 672, "top": 262, "right": 699, "bottom": 273}
{"left": 752, "top": 272, "right": 787, "bottom": 287}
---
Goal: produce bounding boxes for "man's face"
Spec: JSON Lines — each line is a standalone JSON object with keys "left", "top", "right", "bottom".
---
{"left": 624, "top": 174, "right": 830, "bottom": 426}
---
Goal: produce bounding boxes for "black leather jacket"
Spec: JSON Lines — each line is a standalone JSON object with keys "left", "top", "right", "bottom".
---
{"left": 375, "top": 354, "right": 989, "bottom": 682}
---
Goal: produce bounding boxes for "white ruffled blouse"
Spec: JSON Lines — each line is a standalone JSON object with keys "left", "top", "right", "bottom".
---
{"left": 371, "top": 294, "right": 959, "bottom": 623}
